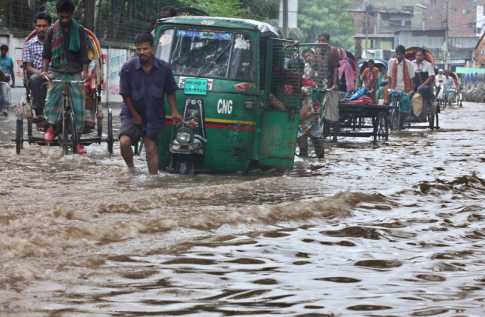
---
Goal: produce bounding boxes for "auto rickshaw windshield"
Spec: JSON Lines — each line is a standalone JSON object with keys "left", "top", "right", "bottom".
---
{"left": 156, "top": 28, "right": 255, "bottom": 81}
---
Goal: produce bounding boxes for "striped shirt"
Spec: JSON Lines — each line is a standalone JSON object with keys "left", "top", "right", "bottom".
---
{"left": 22, "top": 36, "right": 44, "bottom": 71}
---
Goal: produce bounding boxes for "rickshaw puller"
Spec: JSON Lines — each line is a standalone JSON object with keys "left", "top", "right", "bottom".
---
{"left": 386, "top": 45, "right": 414, "bottom": 111}
{"left": 118, "top": 32, "right": 182, "bottom": 175}
{"left": 42, "top": 0, "right": 90, "bottom": 154}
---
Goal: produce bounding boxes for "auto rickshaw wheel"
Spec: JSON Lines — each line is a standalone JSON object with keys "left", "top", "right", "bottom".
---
{"left": 177, "top": 159, "right": 195, "bottom": 175}
{"left": 15, "top": 119, "right": 23, "bottom": 154}
{"left": 107, "top": 108, "right": 114, "bottom": 155}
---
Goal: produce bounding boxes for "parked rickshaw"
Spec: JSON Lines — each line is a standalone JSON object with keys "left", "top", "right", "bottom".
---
{"left": 153, "top": 16, "right": 310, "bottom": 173}
{"left": 16, "top": 27, "right": 114, "bottom": 155}
{"left": 321, "top": 56, "right": 390, "bottom": 144}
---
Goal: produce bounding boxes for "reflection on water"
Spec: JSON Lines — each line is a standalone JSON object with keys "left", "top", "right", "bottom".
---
{"left": 0, "top": 104, "right": 484, "bottom": 316}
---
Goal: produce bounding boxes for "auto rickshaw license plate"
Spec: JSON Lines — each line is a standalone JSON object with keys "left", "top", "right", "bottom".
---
{"left": 184, "top": 78, "right": 208, "bottom": 95}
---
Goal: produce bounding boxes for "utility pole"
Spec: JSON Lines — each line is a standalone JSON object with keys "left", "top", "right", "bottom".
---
{"left": 444, "top": 0, "right": 449, "bottom": 70}
{"left": 364, "top": 0, "right": 370, "bottom": 58}
{"left": 282, "top": 0, "right": 289, "bottom": 39}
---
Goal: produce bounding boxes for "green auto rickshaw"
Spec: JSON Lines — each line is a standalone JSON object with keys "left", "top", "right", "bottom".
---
{"left": 153, "top": 16, "right": 311, "bottom": 174}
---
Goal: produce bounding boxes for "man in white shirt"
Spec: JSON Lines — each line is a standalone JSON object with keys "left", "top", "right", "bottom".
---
{"left": 387, "top": 45, "right": 414, "bottom": 93}
{"left": 412, "top": 48, "right": 435, "bottom": 110}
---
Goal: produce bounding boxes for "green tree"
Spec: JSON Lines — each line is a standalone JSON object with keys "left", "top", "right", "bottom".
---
{"left": 185, "top": 0, "right": 243, "bottom": 18}
{"left": 298, "top": 0, "right": 354, "bottom": 49}
{"left": 240, "top": 0, "right": 279, "bottom": 21}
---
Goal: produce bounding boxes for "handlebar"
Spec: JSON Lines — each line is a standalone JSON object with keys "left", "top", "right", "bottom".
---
{"left": 51, "top": 79, "right": 85, "bottom": 84}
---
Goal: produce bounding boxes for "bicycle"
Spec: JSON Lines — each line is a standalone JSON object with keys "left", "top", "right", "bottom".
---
{"left": 388, "top": 89, "right": 404, "bottom": 131}
{"left": 49, "top": 79, "right": 86, "bottom": 154}
{"left": 15, "top": 77, "right": 114, "bottom": 156}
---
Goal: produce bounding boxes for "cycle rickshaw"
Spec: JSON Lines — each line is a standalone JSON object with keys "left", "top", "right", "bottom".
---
{"left": 446, "top": 71, "right": 463, "bottom": 108}
{"left": 387, "top": 47, "right": 439, "bottom": 131}
{"left": 15, "top": 27, "right": 114, "bottom": 155}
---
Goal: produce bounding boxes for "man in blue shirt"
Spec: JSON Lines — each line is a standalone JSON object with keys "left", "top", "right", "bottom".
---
{"left": 0, "top": 44, "right": 15, "bottom": 116}
{"left": 119, "top": 32, "right": 181, "bottom": 175}
{"left": 0, "top": 45, "right": 15, "bottom": 87}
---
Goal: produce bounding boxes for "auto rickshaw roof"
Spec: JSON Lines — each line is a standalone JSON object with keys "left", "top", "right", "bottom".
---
{"left": 157, "top": 16, "right": 280, "bottom": 37}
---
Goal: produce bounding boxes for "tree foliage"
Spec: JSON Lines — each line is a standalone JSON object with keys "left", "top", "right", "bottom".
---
{"left": 185, "top": 0, "right": 243, "bottom": 18}
{"left": 298, "top": 0, "right": 355, "bottom": 49}
{"left": 240, "top": 0, "right": 279, "bottom": 21}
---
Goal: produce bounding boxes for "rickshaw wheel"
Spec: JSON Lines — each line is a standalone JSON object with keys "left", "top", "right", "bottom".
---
{"left": 390, "top": 109, "right": 400, "bottom": 131}
{"left": 97, "top": 114, "right": 103, "bottom": 141}
{"left": 15, "top": 119, "right": 23, "bottom": 155}
{"left": 107, "top": 108, "right": 114, "bottom": 155}
{"left": 27, "top": 117, "right": 33, "bottom": 143}
{"left": 71, "top": 112, "right": 79, "bottom": 154}
{"left": 428, "top": 112, "right": 435, "bottom": 130}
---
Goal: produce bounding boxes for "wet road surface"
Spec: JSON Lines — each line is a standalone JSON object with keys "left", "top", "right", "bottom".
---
{"left": 0, "top": 103, "right": 484, "bottom": 316}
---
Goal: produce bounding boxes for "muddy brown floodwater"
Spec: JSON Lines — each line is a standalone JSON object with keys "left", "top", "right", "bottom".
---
{"left": 0, "top": 103, "right": 484, "bottom": 317}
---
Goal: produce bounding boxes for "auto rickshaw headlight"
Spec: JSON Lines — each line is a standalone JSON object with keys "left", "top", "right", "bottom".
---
{"left": 176, "top": 132, "right": 191, "bottom": 144}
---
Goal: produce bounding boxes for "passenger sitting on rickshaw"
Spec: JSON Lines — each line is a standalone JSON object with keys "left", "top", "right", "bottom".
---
{"left": 436, "top": 70, "right": 455, "bottom": 102}
{"left": 42, "top": 0, "right": 90, "bottom": 154}
{"left": 298, "top": 48, "right": 321, "bottom": 157}
{"left": 361, "top": 59, "right": 380, "bottom": 102}
{"left": 22, "top": 12, "right": 51, "bottom": 120}
{"left": 300, "top": 48, "right": 318, "bottom": 123}
{"left": 302, "top": 49, "right": 317, "bottom": 85}
{"left": 337, "top": 48, "right": 355, "bottom": 93}
{"left": 386, "top": 45, "right": 414, "bottom": 111}
{"left": 444, "top": 71, "right": 458, "bottom": 101}
{"left": 412, "top": 48, "right": 435, "bottom": 110}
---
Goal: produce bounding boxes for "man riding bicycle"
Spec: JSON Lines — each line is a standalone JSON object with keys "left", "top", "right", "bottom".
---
{"left": 386, "top": 45, "right": 414, "bottom": 111}
{"left": 42, "top": 0, "right": 89, "bottom": 154}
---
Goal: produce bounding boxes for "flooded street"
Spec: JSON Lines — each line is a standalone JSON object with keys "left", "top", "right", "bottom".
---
{"left": 1, "top": 103, "right": 484, "bottom": 316}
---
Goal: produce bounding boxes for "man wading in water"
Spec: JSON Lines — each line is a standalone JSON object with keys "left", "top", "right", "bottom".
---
{"left": 119, "top": 33, "right": 181, "bottom": 175}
